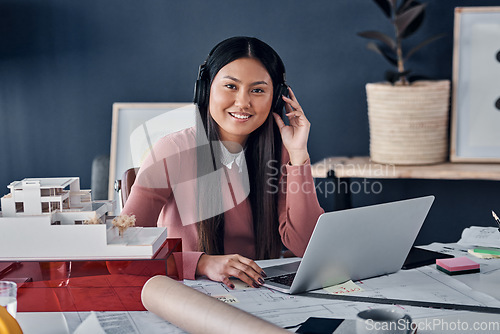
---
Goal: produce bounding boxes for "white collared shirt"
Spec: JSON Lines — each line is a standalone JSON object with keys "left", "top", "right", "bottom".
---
{"left": 219, "top": 142, "right": 246, "bottom": 172}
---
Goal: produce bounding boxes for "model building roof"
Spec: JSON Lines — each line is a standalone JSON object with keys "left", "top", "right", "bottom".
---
{"left": 8, "top": 177, "right": 78, "bottom": 190}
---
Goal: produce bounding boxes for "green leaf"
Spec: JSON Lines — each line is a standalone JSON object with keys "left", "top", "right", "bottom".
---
{"left": 366, "top": 42, "right": 398, "bottom": 66}
{"left": 373, "top": 0, "right": 392, "bottom": 18}
{"left": 405, "top": 33, "right": 446, "bottom": 61}
{"left": 358, "top": 31, "right": 396, "bottom": 50}
{"left": 395, "top": 3, "right": 426, "bottom": 38}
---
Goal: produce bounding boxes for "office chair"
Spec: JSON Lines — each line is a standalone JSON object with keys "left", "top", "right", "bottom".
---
{"left": 115, "top": 167, "right": 139, "bottom": 208}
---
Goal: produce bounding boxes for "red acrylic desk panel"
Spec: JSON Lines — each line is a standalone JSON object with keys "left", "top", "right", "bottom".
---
{"left": 0, "top": 238, "right": 182, "bottom": 312}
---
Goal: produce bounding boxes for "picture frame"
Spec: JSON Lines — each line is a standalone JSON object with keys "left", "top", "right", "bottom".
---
{"left": 450, "top": 7, "right": 500, "bottom": 162}
{"left": 108, "top": 103, "right": 193, "bottom": 206}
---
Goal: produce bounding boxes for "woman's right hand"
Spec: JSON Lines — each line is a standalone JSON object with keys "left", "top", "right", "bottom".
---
{"left": 196, "top": 254, "right": 267, "bottom": 289}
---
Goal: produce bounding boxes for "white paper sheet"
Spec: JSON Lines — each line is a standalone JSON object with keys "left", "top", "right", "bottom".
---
{"left": 183, "top": 268, "right": 498, "bottom": 327}
{"left": 352, "top": 266, "right": 500, "bottom": 308}
{"left": 73, "top": 312, "right": 106, "bottom": 334}
{"left": 74, "top": 312, "right": 140, "bottom": 334}
{"left": 17, "top": 312, "right": 70, "bottom": 334}
{"left": 458, "top": 226, "right": 500, "bottom": 248}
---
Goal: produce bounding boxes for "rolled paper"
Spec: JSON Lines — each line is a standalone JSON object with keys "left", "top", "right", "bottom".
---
{"left": 141, "top": 275, "right": 287, "bottom": 334}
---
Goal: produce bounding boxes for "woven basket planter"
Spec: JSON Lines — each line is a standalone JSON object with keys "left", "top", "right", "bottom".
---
{"left": 366, "top": 80, "right": 450, "bottom": 165}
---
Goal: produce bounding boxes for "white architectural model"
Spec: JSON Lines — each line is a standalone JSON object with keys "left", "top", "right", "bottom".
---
{"left": 0, "top": 177, "right": 167, "bottom": 261}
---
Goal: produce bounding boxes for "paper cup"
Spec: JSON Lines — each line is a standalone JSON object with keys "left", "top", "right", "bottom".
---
{"left": 356, "top": 308, "right": 413, "bottom": 334}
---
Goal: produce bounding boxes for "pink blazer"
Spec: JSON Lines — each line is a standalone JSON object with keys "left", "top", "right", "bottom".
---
{"left": 122, "top": 127, "right": 324, "bottom": 279}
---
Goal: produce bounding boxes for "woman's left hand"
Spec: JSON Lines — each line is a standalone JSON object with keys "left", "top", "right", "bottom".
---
{"left": 272, "top": 87, "right": 310, "bottom": 165}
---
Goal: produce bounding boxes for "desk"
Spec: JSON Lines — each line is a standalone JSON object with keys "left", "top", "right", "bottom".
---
{"left": 15, "top": 255, "right": 500, "bottom": 333}
{"left": 0, "top": 238, "right": 182, "bottom": 316}
{"left": 311, "top": 156, "right": 500, "bottom": 210}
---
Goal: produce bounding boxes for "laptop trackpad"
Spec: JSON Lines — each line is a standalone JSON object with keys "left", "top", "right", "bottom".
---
{"left": 263, "top": 260, "right": 301, "bottom": 278}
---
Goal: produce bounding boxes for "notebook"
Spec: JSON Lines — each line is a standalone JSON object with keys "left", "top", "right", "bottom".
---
{"left": 263, "top": 195, "right": 435, "bottom": 294}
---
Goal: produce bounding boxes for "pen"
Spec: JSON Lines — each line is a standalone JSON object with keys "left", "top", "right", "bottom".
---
{"left": 492, "top": 210, "right": 500, "bottom": 232}
{"left": 443, "top": 246, "right": 467, "bottom": 253}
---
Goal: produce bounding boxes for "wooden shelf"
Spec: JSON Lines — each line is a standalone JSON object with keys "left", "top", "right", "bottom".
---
{"left": 312, "top": 156, "right": 500, "bottom": 181}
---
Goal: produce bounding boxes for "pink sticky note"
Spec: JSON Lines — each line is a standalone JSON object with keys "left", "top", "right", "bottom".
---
{"left": 436, "top": 256, "right": 479, "bottom": 272}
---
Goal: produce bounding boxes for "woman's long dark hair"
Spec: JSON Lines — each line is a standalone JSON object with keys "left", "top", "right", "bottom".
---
{"left": 195, "top": 36, "right": 285, "bottom": 259}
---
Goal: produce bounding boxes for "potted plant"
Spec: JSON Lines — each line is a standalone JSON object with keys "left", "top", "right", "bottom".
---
{"left": 358, "top": 0, "right": 450, "bottom": 165}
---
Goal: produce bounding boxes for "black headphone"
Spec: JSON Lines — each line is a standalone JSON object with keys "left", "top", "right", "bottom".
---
{"left": 193, "top": 62, "right": 210, "bottom": 109}
{"left": 193, "top": 46, "right": 288, "bottom": 113}
{"left": 272, "top": 74, "right": 289, "bottom": 113}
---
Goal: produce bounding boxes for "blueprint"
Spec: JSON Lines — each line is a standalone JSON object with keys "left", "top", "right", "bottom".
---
{"left": 61, "top": 255, "right": 500, "bottom": 334}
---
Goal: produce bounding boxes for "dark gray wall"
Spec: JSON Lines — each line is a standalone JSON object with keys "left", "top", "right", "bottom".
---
{"left": 1, "top": 0, "right": 499, "bottom": 245}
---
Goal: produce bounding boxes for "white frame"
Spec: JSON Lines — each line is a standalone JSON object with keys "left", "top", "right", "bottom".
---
{"left": 450, "top": 7, "right": 500, "bottom": 162}
{"left": 108, "top": 103, "right": 192, "bottom": 203}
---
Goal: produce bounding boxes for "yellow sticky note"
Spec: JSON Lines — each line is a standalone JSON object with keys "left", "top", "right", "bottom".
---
{"left": 323, "top": 280, "right": 364, "bottom": 295}
{"left": 228, "top": 278, "right": 252, "bottom": 290}
{"left": 468, "top": 249, "right": 500, "bottom": 259}
{"left": 213, "top": 295, "right": 239, "bottom": 304}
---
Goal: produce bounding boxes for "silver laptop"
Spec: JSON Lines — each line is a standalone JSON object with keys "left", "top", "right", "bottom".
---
{"left": 263, "top": 195, "right": 435, "bottom": 294}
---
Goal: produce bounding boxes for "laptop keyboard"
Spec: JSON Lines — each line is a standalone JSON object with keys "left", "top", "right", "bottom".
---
{"left": 268, "top": 273, "right": 296, "bottom": 287}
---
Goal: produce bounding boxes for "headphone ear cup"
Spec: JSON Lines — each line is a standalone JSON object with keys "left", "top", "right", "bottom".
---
{"left": 273, "top": 84, "right": 289, "bottom": 112}
{"left": 193, "top": 79, "right": 201, "bottom": 105}
{"left": 194, "top": 78, "right": 208, "bottom": 108}
{"left": 193, "top": 79, "right": 200, "bottom": 104}
{"left": 194, "top": 63, "right": 209, "bottom": 108}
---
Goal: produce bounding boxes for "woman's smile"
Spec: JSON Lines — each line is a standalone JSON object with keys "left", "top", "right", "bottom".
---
{"left": 228, "top": 111, "right": 252, "bottom": 121}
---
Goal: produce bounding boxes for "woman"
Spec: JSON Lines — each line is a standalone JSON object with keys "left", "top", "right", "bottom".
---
{"left": 122, "top": 36, "right": 324, "bottom": 289}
